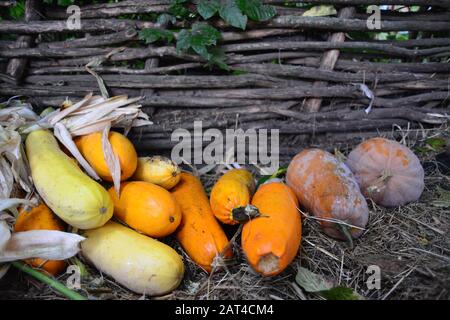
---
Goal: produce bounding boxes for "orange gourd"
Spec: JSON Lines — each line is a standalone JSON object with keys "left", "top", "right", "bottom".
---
{"left": 210, "top": 168, "right": 258, "bottom": 225}
{"left": 14, "top": 204, "right": 67, "bottom": 275}
{"left": 108, "top": 181, "right": 182, "bottom": 238}
{"left": 171, "top": 172, "right": 231, "bottom": 272}
{"left": 286, "top": 149, "right": 369, "bottom": 241}
{"left": 242, "top": 182, "right": 301, "bottom": 276}
{"left": 75, "top": 131, "right": 137, "bottom": 181}
{"left": 346, "top": 138, "right": 424, "bottom": 207}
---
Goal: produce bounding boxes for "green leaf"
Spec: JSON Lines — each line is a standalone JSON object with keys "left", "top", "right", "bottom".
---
{"left": 176, "top": 29, "right": 192, "bottom": 52}
{"left": 157, "top": 13, "right": 177, "bottom": 25}
{"left": 191, "top": 23, "right": 221, "bottom": 47}
{"left": 169, "top": 0, "right": 191, "bottom": 19}
{"left": 207, "top": 48, "right": 229, "bottom": 70}
{"left": 256, "top": 166, "right": 288, "bottom": 188}
{"left": 426, "top": 137, "right": 446, "bottom": 151}
{"left": 295, "top": 266, "right": 333, "bottom": 292}
{"left": 57, "top": 0, "right": 75, "bottom": 6}
{"left": 319, "top": 286, "right": 362, "bottom": 300}
{"left": 237, "top": 0, "right": 277, "bottom": 21}
{"left": 219, "top": 0, "right": 248, "bottom": 30}
{"left": 197, "top": 0, "right": 220, "bottom": 19}
{"left": 232, "top": 69, "right": 248, "bottom": 76}
{"left": 139, "top": 28, "right": 174, "bottom": 44}
{"left": 176, "top": 23, "right": 225, "bottom": 69}
{"left": 9, "top": 1, "right": 25, "bottom": 20}
{"left": 302, "top": 5, "right": 337, "bottom": 17}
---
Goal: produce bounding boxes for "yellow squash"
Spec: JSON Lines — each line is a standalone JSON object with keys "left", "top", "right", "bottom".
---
{"left": 81, "top": 221, "right": 184, "bottom": 295}
{"left": 25, "top": 130, "right": 113, "bottom": 229}
{"left": 132, "top": 156, "right": 181, "bottom": 190}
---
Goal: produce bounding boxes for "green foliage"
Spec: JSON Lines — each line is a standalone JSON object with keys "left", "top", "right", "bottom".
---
{"left": 236, "top": 0, "right": 277, "bottom": 21}
{"left": 139, "top": 28, "right": 175, "bottom": 44}
{"left": 43, "top": 0, "right": 75, "bottom": 5}
{"left": 426, "top": 137, "right": 447, "bottom": 151}
{"left": 137, "top": 0, "right": 278, "bottom": 69}
{"left": 416, "top": 137, "right": 447, "bottom": 154}
{"left": 256, "top": 166, "right": 287, "bottom": 188}
{"left": 157, "top": 13, "right": 177, "bottom": 25}
{"left": 169, "top": 0, "right": 194, "bottom": 19}
{"left": 197, "top": 0, "right": 221, "bottom": 19}
{"left": 196, "top": 0, "right": 276, "bottom": 29}
{"left": 176, "top": 23, "right": 222, "bottom": 60}
{"left": 8, "top": 0, "right": 25, "bottom": 20}
{"left": 295, "top": 267, "right": 362, "bottom": 300}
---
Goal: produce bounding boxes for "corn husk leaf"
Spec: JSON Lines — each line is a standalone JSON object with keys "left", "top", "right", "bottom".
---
{"left": 53, "top": 123, "right": 101, "bottom": 180}
{"left": 47, "top": 93, "right": 93, "bottom": 125}
{"left": 0, "top": 229, "right": 85, "bottom": 263}
{"left": 102, "top": 124, "right": 121, "bottom": 196}
{"left": 0, "top": 126, "right": 21, "bottom": 159}
{"left": 0, "top": 157, "right": 14, "bottom": 199}
{"left": 0, "top": 221, "right": 10, "bottom": 252}
{"left": 0, "top": 198, "right": 35, "bottom": 213}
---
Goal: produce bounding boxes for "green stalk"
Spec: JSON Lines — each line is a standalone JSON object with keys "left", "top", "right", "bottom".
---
{"left": 12, "top": 261, "right": 88, "bottom": 300}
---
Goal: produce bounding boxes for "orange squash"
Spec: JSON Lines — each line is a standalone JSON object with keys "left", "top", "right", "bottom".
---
{"left": 286, "top": 149, "right": 369, "bottom": 241}
{"left": 242, "top": 182, "right": 301, "bottom": 276}
{"left": 346, "top": 138, "right": 424, "bottom": 207}
{"left": 171, "top": 172, "right": 231, "bottom": 272}
{"left": 108, "top": 181, "right": 182, "bottom": 238}
{"left": 75, "top": 131, "right": 137, "bottom": 182}
{"left": 14, "top": 203, "right": 67, "bottom": 275}
{"left": 210, "top": 168, "right": 258, "bottom": 225}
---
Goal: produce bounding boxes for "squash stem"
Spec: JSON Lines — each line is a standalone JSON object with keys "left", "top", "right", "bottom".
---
{"left": 232, "top": 205, "right": 261, "bottom": 223}
{"left": 12, "top": 261, "right": 87, "bottom": 300}
{"left": 337, "top": 224, "right": 354, "bottom": 249}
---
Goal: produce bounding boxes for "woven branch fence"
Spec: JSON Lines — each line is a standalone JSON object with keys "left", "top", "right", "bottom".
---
{"left": 1, "top": 0, "right": 449, "bottom": 163}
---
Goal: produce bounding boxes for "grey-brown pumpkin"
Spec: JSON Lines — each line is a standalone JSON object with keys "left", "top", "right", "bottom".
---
{"left": 286, "top": 149, "right": 369, "bottom": 241}
{"left": 346, "top": 138, "right": 424, "bottom": 207}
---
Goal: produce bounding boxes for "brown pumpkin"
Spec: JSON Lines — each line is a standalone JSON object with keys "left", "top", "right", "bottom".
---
{"left": 286, "top": 149, "right": 369, "bottom": 240}
{"left": 346, "top": 138, "right": 424, "bottom": 207}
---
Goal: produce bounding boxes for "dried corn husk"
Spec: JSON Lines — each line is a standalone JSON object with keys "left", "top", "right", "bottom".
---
{"left": 38, "top": 94, "right": 152, "bottom": 182}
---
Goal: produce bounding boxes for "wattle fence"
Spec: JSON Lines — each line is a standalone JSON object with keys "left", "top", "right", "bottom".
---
{"left": 1, "top": 0, "right": 449, "bottom": 163}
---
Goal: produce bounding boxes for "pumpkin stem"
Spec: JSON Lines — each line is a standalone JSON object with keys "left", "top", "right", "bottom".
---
{"left": 232, "top": 205, "right": 261, "bottom": 223}
{"left": 337, "top": 223, "right": 354, "bottom": 249}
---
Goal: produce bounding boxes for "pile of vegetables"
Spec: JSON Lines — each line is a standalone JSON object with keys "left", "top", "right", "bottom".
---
{"left": 0, "top": 95, "right": 426, "bottom": 298}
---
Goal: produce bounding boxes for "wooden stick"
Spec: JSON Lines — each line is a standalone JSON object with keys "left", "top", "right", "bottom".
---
{"left": 6, "top": 0, "right": 40, "bottom": 84}
{"left": 263, "top": 0, "right": 450, "bottom": 8}
{"left": 304, "top": 7, "right": 355, "bottom": 112}
{"left": 232, "top": 63, "right": 431, "bottom": 83}
{"left": 222, "top": 41, "right": 450, "bottom": 57}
